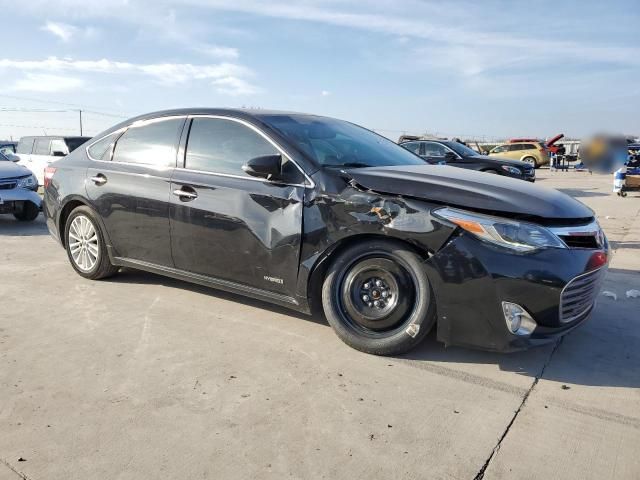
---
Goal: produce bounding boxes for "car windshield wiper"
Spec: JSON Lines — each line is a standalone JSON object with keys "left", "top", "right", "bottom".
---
{"left": 323, "top": 162, "right": 372, "bottom": 169}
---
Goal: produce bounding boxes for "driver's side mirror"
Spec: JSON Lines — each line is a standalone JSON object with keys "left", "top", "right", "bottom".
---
{"left": 444, "top": 151, "right": 457, "bottom": 161}
{"left": 52, "top": 151, "right": 66, "bottom": 157}
{"left": 242, "top": 154, "right": 283, "bottom": 181}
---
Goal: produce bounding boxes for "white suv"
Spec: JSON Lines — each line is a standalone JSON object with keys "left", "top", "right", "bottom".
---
{"left": 16, "top": 136, "right": 91, "bottom": 186}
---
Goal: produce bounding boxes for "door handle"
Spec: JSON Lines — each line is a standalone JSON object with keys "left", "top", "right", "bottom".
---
{"left": 90, "top": 174, "right": 107, "bottom": 186}
{"left": 172, "top": 188, "right": 198, "bottom": 200}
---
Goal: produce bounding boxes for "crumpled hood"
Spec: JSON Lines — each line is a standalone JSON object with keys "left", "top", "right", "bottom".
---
{"left": 0, "top": 161, "right": 32, "bottom": 179}
{"left": 346, "top": 165, "right": 593, "bottom": 220}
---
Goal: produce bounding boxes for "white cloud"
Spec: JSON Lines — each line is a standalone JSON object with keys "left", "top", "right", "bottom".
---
{"left": 211, "top": 76, "right": 261, "bottom": 95}
{"left": 184, "top": 0, "right": 639, "bottom": 69}
{"left": 321, "top": 90, "right": 330, "bottom": 96}
{"left": 41, "top": 21, "right": 76, "bottom": 42}
{"left": 10, "top": 73, "right": 84, "bottom": 92}
{"left": 194, "top": 44, "right": 240, "bottom": 59}
{"left": 0, "top": 57, "right": 260, "bottom": 95}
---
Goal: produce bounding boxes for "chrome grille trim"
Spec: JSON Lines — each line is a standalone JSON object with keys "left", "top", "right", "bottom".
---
{"left": 559, "top": 268, "right": 606, "bottom": 324}
{"left": 550, "top": 220, "right": 606, "bottom": 250}
{"left": 0, "top": 179, "right": 17, "bottom": 190}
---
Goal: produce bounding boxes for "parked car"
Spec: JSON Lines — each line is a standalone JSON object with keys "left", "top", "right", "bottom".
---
{"left": 399, "top": 139, "right": 535, "bottom": 181}
{"left": 44, "top": 109, "right": 608, "bottom": 355}
{"left": 0, "top": 155, "right": 41, "bottom": 221}
{"left": 15, "top": 136, "right": 91, "bottom": 186}
{"left": 0, "top": 141, "right": 17, "bottom": 155}
{"left": 489, "top": 141, "right": 550, "bottom": 168}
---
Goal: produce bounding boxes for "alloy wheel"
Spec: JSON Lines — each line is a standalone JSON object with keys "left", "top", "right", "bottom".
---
{"left": 68, "top": 215, "right": 100, "bottom": 272}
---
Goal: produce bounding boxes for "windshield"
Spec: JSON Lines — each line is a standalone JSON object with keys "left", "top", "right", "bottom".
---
{"left": 260, "top": 115, "right": 425, "bottom": 168}
{"left": 444, "top": 141, "right": 481, "bottom": 157}
{"left": 0, "top": 152, "right": 9, "bottom": 161}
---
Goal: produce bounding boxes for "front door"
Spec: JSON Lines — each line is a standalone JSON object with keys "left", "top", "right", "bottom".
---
{"left": 85, "top": 116, "right": 186, "bottom": 266}
{"left": 169, "top": 116, "right": 306, "bottom": 298}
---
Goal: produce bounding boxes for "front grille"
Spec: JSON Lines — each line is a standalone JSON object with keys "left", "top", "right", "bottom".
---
{"left": 559, "top": 235, "right": 599, "bottom": 249}
{"left": 0, "top": 180, "right": 17, "bottom": 190}
{"left": 550, "top": 220, "right": 605, "bottom": 250}
{"left": 560, "top": 268, "right": 605, "bottom": 324}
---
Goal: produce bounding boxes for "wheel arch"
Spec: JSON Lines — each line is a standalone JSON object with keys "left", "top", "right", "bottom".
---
{"left": 58, "top": 198, "right": 90, "bottom": 247}
{"left": 58, "top": 197, "right": 112, "bottom": 250}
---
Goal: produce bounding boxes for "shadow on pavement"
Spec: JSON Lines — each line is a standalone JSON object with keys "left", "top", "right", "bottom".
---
{"left": 105, "top": 267, "right": 640, "bottom": 389}
{"left": 557, "top": 188, "right": 610, "bottom": 198}
{"left": 0, "top": 214, "right": 49, "bottom": 236}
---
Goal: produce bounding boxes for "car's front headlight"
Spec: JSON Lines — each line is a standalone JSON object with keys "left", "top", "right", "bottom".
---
{"left": 501, "top": 165, "right": 522, "bottom": 176}
{"left": 434, "top": 207, "right": 567, "bottom": 252}
{"left": 16, "top": 174, "right": 38, "bottom": 190}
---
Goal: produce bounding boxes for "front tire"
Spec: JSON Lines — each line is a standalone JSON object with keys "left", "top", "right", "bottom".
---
{"left": 65, "top": 206, "right": 119, "bottom": 280}
{"left": 321, "top": 240, "right": 436, "bottom": 355}
{"left": 13, "top": 202, "right": 39, "bottom": 221}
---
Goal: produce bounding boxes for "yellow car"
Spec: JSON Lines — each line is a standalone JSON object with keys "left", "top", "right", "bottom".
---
{"left": 489, "top": 142, "right": 550, "bottom": 168}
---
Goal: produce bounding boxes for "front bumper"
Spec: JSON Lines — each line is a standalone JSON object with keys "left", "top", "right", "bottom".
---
{"left": 425, "top": 232, "right": 607, "bottom": 352}
{"left": 0, "top": 188, "right": 42, "bottom": 214}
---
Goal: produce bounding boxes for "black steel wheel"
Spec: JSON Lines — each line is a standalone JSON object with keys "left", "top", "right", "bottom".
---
{"left": 322, "top": 239, "right": 436, "bottom": 355}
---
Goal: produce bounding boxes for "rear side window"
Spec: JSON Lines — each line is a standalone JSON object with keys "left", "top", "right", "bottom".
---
{"left": 16, "top": 138, "right": 34, "bottom": 154}
{"left": 34, "top": 138, "right": 51, "bottom": 155}
{"left": 112, "top": 118, "right": 184, "bottom": 167}
{"left": 185, "top": 117, "right": 279, "bottom": 176}
{"left": 522, "top": 144, "right": 536, "bottom": 150}
{"left": 88, "top": 133, "right": 121, "bottom": 161}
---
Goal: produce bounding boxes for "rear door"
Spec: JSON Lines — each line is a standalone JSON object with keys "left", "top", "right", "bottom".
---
{"left": 25, "top": 137, "right": 52, "bottom": 185}
{"left": 169, "top": 115, "right": 306, "bottom": 298}
{"left": 85, "top": 116, "right": 186, "bottom": 266}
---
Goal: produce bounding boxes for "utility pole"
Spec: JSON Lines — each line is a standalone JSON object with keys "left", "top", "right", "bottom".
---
{"left": 79, "top": 109, "right": 83, "bottom": 136}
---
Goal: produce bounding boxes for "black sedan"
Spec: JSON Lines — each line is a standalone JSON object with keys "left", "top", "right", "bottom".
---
{"left": 43, "top": 109, "right": 607, "bottom": 355}
{"left": 400, "top": 139, "right": 536, "bottom": 181}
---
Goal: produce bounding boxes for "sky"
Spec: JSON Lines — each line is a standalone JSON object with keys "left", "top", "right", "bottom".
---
{"left": 1, "top": 0, "right": 639, "bottom": 141}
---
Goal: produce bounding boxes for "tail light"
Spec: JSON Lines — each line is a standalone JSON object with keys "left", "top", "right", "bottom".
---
{"left": 44, "top": 167, "right": 57, "bottom": 188}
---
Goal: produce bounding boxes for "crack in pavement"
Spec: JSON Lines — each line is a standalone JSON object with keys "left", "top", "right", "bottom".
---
{"left": 0, "top": 458, "right": 31, "bottom": 480}
{"left": 473, "top": 336, "right": 565, "bottom": 480}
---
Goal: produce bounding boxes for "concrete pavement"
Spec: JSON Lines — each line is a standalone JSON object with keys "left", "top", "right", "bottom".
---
{"left": 0, "top": 169, "right": 638, "bottom": 479}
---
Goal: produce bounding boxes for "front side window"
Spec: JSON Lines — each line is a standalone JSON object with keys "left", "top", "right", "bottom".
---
{"left": 423, "top": 142, "right": 447, "bottom": 157}
{"left": 34, "top": 138, "right": 51, "bottom": 155}
{"left": 112, "top": 118, "right": 184, "bottom": 167}
{"left": 185, "top": 117, "right": 279, "bottom": 176}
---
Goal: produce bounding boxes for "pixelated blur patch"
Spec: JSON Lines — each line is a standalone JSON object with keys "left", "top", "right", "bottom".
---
{"left": 580, "top": 135, "right": 629, "bottom": 173}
